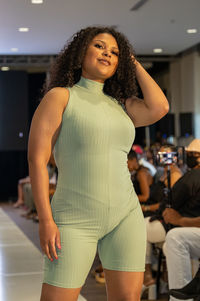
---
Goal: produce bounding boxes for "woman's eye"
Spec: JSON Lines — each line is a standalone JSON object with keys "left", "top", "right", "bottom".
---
{"left": 112, "top": 51, "right": 119, "bottom": 57}
{"left": 94, "top": 43, "right": 103, "bottom": 49}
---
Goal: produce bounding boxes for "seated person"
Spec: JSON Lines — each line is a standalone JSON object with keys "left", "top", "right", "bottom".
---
{"left": 128, "top": 149, "right": 154, "bottom": 207}
{"left": 21, "top": 153, "right": 57, "bottom": 220}
{"left": 132, "top": 144, "right": 157, "bottom": 177}
{"left": 13, "top": 176, "right": 30, "bottom": 208}
{"left": 164, "top": 219, "right": 200, "bottom": 301}
{"left": 169, "top": 266, "right": 200, "bottom": 300}
{"left": 158, "top": 145, "right": 183, "bottom": 188}
{"left": 128, "top": 148, "right": 176, "bottom": 217}
{"left": 143, "top": 140, "right": 199, "bottom": 294}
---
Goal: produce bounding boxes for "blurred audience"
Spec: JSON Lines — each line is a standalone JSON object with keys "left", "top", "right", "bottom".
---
{"left": 128, "top": 145, "right": 182, "bottom": 217}
{"left": 132, "top": 144, "right": 157, "bottom": 177}
{"left": 128, "top": 149, "right": 154, "bottom": 205}
{"left": 18, "top": 153, "right": 57, "bottom": 222}
{"left": 142, "top": 139, "right": 200, "bottom": 298}
{"left": 162, "top": 139, "right": 200, "bottom": 301}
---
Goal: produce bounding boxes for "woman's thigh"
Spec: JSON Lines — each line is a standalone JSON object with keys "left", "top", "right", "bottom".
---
{"left": 98, "top": 205, "right": 146, "bottom": 300}
{"left": 98, "top": 204, "right": 146, "bottom": 272}
{"left": 103, "top": 269, "right": 143, "bottom": 301}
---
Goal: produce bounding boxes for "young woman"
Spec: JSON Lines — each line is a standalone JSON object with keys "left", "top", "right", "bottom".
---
{"left": 28, "top": 26, "right": 169, "bottom": 301}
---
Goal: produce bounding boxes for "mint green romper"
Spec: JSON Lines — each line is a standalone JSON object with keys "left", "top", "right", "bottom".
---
{"left": 43, "top": 76, "right": 146, "bottom": 288}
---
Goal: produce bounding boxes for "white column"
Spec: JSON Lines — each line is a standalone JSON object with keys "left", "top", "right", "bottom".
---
{"left": 169, "top": 51, "right": 200, "bottom": 140}
{"left": 193, "top": 51, "right": 200, "bottom": 138}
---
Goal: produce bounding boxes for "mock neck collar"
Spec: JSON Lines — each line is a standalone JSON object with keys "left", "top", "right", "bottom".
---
{"left": 76, "top": 76, "right": 104, "bottom": 93}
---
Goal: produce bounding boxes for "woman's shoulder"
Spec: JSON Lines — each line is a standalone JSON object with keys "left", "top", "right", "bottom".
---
{"left": 47, "top": 86, "right": 69, "bottom": 97}
{"left": 137, "top": 166, "right": 151, "bottom": 176}
{"left": 43, "top": 87, "right": 70, "bottom": 111}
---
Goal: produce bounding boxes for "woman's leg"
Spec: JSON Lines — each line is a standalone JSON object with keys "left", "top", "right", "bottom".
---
{"left": 40, "top": 284, "right": 82, "bottom": 301}
{"left": 42, "top": 226, "right": 97, "bottom": 301}
{"left": 104, "top": 269, "right": 143, "bottom": 301}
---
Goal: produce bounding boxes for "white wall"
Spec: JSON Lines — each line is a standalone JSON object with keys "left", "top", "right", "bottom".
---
{"left": 169, "top": 50, "right": 200, "bottom": 139}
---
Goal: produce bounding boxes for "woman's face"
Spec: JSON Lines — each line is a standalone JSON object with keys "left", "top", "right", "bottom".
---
{"left": 82, "top": 33, "right": 119, "bottom": 83}
{"left": 127, "top": 158, "right": 138, "bottom": 172}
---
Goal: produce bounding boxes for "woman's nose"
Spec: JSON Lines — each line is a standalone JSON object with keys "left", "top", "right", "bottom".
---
{"left": 103, "top": 51, "right": 111, "bottom": 58}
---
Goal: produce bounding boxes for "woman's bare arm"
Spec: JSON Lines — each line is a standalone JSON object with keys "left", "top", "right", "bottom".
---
{"left": 125, "top": 60, "right": 169, "bottom": 128}
{"left": 141, "top": 202, "right": 160, "bottom": 212}
{"left": 28, "top": 87, "right": 69, "bottom": 260}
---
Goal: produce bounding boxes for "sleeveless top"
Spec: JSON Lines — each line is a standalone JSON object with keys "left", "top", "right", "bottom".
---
{"left": 51, "top": 76, "right": 139, "bottom": 225}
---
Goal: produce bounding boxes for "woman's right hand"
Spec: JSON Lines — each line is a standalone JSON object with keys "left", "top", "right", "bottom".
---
{"left": 39, "top": 220, "right": 61, "bottom": 261}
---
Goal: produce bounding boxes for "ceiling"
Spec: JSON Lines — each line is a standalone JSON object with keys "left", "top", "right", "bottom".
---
{"left": 1, "top": 0, "right": 200, "bottom": 56}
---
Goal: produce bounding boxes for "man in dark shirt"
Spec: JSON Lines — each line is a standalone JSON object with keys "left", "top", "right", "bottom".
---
{"left": 162, "top": 138, "right": 200, "bottom": 301}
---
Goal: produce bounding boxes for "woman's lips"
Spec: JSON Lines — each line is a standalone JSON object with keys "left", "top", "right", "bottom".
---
{"left": 98, "top": 59, "right": 111, "bottom": 66}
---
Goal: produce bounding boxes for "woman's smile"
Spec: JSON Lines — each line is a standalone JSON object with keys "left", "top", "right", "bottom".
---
{"left": 97, "top": 58, "right": 111, "bottom": 66}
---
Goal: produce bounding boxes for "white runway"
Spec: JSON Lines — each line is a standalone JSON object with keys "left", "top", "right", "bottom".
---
{"left": 0, "top": 208, "right": 87, "bottom": 301}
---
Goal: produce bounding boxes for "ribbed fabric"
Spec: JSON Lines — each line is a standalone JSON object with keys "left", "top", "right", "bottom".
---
{"left": 43, "top": 76, "right": 146, "bottom": 288}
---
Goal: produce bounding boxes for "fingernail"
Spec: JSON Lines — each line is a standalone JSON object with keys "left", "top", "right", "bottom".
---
{"left": 50, "top": 258, "right": 53, "bottom": 262}
{"left": 55, "top": 257, "right": 58, "bottom": 260}
{"left": 58, "top": 245, "right": 61, "bottom": 249}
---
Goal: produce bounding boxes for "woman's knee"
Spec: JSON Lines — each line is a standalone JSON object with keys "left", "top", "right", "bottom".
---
{"left": 165, "top": 228, "right": 184, "bottom": 248}
{"left": 109, "top": 292, "right": 140, "bottom": 301}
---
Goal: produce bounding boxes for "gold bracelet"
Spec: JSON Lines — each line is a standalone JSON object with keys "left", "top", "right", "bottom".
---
{"left": 145, "top": 205, "right": 150, "bottom": 211}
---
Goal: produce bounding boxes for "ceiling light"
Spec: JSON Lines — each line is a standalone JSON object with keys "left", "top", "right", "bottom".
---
{"left": 11, "top": 48, "right": 18, "bottom": 52}
{"left": 18, "top": 27, "right": 29, "bottom": 32}
{"left": 187, "top": 29, "right": 197, "bottom": 34}
{"left": 153, "top": 48, "right": 163, "bottom": 53}
{"left": 1, "top": 66, "right": 10, "bottom": 71}
{"left": 31, "top": 0, "right": 43, "bottom": 3}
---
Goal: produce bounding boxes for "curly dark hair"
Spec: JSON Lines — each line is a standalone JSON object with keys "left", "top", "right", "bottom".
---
{"left": 42, "top": 26, "right": 138, "bottom": 103}
{"left": 127, "top": 149, "right": 138, "bottom": 160}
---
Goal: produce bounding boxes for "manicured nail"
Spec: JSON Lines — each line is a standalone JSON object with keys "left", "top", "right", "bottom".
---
{"left": 58, "top": 245, "right": 61, "bottom": 249}
{"left": 50, "top": 258, "right": 53, "bottom": 262}
{"left": 55, "top": 257, "right": 58, "bottom": 260}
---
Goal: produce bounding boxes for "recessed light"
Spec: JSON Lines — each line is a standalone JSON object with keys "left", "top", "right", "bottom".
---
{"left": 1, "top": 66, "right": 10, "bottom": 71}
{"left": 11, "top": 48, "right": 18, "bottom": 52}
{"left": 18, "top": 27, "right": 29, "bottom": 32}
{"left": 31, "top": 0, "right": 43, "bottom": 3}
{"left": 187, "top": 28, "right": 197, "bottom": 34}
{"left": 153, "top": 48, "right": 163, "bottom": 53}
